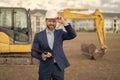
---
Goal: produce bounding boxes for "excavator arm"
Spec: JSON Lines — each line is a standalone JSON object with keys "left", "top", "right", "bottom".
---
{"left": 94, "top": 9, "right": 108, "bottom": 53}
{"left": 58, "top": 8, "right": 108, "bottom": 54}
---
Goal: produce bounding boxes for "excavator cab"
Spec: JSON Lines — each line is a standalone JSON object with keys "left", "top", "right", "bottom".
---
{"left": 0, "top": 7, "right": 32, "bottom": 53}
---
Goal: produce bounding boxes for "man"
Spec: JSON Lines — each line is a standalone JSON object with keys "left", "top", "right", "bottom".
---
{"left": 31, "top": 9, "right": 76, "bottom": 80}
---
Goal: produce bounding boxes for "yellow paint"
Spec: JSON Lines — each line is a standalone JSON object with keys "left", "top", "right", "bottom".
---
{"left": 0, "top": 43, "right": 9, "bottom": 52}
{"left": 0, "top": 32, "right": 31, "bottom": 53}
{"left": 0, "top": 32, "right": 10, "bottom": 52}
{"left": 0, "top": 32, "right": 10, "bottom": 44}
{"left": 10, "top": 44, "right": 31, "bottom": 52}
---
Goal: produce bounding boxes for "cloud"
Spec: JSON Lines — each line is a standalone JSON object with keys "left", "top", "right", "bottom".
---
{"left": 0, "top": 0, "right": 120, "bottom": 13}
{"left": 100, "top": 0, "right": 120, "bottom": 12}
{"left": 110, "top": 0, "right": 120, "bottom": 3}
{"left": 103, "top": 3, "right": 118, "bottom": 8}
{"left": 82, "top": 0, "right": 101, "bottom": 7}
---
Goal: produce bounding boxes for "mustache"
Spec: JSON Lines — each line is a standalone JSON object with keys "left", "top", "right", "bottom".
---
{"left": 49, "top": 25, "right": 55, "bottom": 26}
{"left": 47, "top": 25, "right": 56, "bottom": 27}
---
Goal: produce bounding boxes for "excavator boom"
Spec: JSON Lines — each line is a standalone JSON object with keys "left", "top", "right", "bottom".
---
{"left": 58, "top": 8, "right": 108, "bottom": 53}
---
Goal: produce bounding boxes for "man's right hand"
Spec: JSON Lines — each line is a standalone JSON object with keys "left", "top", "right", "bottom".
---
{"left": 42, "top": 52, "right": 52, "bottom": 60}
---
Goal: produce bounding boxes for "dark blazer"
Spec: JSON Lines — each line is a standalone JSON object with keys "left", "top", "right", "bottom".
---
{"left": 31, "top": 23, "right": 76, "bottom": 71}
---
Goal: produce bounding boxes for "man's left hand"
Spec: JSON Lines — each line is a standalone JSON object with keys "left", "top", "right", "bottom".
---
{"left": 56, "top": 15, "right": 66, "bottom": 24}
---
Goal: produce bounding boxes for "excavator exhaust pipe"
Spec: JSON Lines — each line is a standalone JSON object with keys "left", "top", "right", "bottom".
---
{"left": 81, "top": 43, "right": 105, "bottom": 60}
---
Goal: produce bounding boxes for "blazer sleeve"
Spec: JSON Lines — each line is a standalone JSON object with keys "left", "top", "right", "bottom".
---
{"left": 31, "top": 34, "right": 42, "bottom": 60}
{"left": 62, "top": 23, "right": 77, "bottom": 40}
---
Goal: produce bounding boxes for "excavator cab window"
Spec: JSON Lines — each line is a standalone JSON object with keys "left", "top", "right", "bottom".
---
{"left": 14, "top": 9, "right": 28, "bottom": 42}
{"left": 0, "top": 9, "right": 12, "bottom": 29}
{"left": 0, "top": 8, "right": 31, "bottom": 44}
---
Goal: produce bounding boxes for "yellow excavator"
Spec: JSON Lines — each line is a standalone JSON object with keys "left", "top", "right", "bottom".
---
{"left": 0, "top": 7, "right": 31, "bottom": 53}
{"left": 58, "top": 8, "right": 108, "bottom": 59}
{"left": 0, "top": 7, "right": 32, "bottom": 64}
{"left": 0, "top": 7, "right": 107, "bottom": 64}
{"left": 58, "top": 8, "right": 108, "bottom": 53}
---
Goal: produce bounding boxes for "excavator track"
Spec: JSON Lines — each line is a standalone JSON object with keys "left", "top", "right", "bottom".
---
{"left": 0, "top": 53, "right": 34, "bottom": 65}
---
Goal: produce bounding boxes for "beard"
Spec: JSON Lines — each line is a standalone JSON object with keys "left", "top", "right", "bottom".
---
{"left": 47, "top": 25, "right": 56, "bottom": 31}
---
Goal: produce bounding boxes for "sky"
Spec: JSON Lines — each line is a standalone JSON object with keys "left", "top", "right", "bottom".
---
{"left": 0, "top": 0, "right": 120, "bottom": 13}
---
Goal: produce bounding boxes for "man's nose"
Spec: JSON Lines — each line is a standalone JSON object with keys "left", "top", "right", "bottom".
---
{"left": 50, "top": 21, "right": 55, "bottom": 24}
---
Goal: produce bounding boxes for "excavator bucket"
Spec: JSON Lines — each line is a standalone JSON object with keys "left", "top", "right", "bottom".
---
{"left": 81, "top": 43, "right": 105, "bottom": 60}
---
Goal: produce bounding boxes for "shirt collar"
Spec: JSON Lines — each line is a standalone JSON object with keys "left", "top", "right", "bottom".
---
{"left": 46, "top": 29, "right": 55, "bottom": 33}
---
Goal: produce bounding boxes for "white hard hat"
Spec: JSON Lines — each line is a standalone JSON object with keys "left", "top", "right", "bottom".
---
{"left": 45, "top": 9, "right": 58, "bottom": 19}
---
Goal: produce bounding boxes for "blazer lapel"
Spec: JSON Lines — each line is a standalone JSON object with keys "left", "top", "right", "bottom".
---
{"left": 53, "top": 30, "right": 59, "bottom": 48}
{"left": 42, "top": 30, "right": 51, "bottom": 49}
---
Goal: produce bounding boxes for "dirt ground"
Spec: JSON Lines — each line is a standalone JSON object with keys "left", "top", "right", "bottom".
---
{"left": 0, "top": 32, "right": 120, "bottom": 80}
